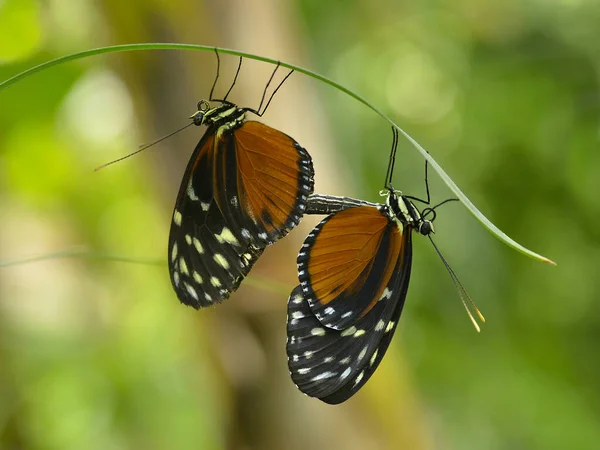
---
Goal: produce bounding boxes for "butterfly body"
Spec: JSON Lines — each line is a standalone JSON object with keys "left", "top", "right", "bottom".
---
{"left": 287, "top": 191, "right": 431, "bottom": 404}
{"left": 169, "top": 100, "right": 314, "bottom": 308}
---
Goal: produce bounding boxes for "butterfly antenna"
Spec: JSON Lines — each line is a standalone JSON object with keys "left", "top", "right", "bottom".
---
{"left": 209, "top": 48, "right": 220, "bottom": 101}
{"left": 94, "top": 122, "right": 194, "bottom": 171}
{"left": 428, "top": 236, "right": 485, "bottom": 332}
{"left": 258, "top": 66, "right": 294, "bottom": 117}
{"left": 256, "top": 62, "right": 280, "bottom": 114}
{"left": 223, "top": 56, "right": 242, "bottom": 102}
{"left": 384, "top": 127, "right": 399, "bottom": 189}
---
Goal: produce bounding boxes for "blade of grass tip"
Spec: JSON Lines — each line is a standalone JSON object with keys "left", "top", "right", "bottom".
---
{"left": 0, "top": 43, "right": 555, "bottom": 265}
{"left": 393, "top": 127, "right": 556, "bottom": 265}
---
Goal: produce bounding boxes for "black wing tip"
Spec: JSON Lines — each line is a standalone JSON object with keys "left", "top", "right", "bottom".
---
{"left": 175, "top": 288, "right": 230, "bottom": 309}
{"left": 286, "top": 251, "right": 411, "bottom": 404}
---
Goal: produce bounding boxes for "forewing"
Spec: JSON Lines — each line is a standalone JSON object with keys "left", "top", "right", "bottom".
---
{"left": 168, "top": 127, "right": 264, "bottom": 308}
{"left": 287, "top": 228, "right": 412, "bottom": 404}
{"left": 298, "top": 206, "right": 403, "bottom": 330}
{"left": 214, "top": 120, "right": 314, "bottom": 246}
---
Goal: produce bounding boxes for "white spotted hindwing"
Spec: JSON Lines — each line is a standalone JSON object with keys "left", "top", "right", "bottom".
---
{"left": 297, "top": 206, "right": 404, "bottom": 330}
{"left": 168, "top": 126, "right": 264, "bottom": 308}
{"left": 287, "top": 208, "right": 413, "bottom": 404}
{"left": 213, "top": 121, "right": 314, "bottom": 246}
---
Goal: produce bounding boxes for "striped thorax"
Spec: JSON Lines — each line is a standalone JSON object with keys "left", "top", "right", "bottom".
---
{"left": 191, "top": 100, "right": 247, "bottom": 139}
{"left": 385, "top": 191, "right": 434, "bottom": 236}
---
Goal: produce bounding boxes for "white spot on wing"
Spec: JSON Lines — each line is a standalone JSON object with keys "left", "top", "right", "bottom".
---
{"left": 375, "top": 320, "right": 385, "bottom": 331}
{"left": 187, "top": 181, "right": 199, "bottom": 201}
{"left": 311, "top": 371, "right": 336, "bottom": 381}
{"left": 340, "top": 326, "right": 357, "bottom": 337}
{"left": 354, "top": 371, "right": 365, "bottom": 386}
{"left": 358, "top": 346, "right": 368, "bottom": 361}
{"left": 173, "top": 210, "right": 182, "bottom": 226}
{"left": 184, "top": 282, "right": 199, "bottom": 300}
{"left": 311, "top": 328, "right": 326, "bottom": 336}
{"left": 378, "top": 287, "right": 392, "bottom": 301}
{"left": 192, "top": 237, "right": 204, "bottom": 254}
{"left": 353, "top": 329, "right": 366, "bottom": 338}
{"left": 213, "top": 254, "right": 229, "bottom": 269}
{"left": 210, "top": 277, "right": 221, "bottom": 287}
{"left": 216, "top": 227, "right": 239, "bottom": 246}
{"left": 171, "top": 243, "right": 178, "bottom": 262}
{"left": 385, "top": 321, "right": 395, "bottom": 333}
{"left": 297, "top": 368, "right": 311, "bottom": 375}
{"left": 179, "top": 257, "right": 189, "bottom": 275}
{"left": 193, "top": 271, "right": 203, "bottom": 284}
{"left": 370, "top": 349, "right": 379, "bottom": 366}
{"left": 200, "top": 202, "right": 210, "bottom": 211}
{"left": 341, "top": 367, "right": 351, "bottom": 379}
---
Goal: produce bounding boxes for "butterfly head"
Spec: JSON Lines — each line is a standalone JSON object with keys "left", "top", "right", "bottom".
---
{"left": 384, "top": 188, "right": 434, "bottom": 236}
{"left": 190, "top": 100, "right": 211, "bottom": 126}
{"left": 190, "top": 100, "right": 246, "bottom": 131}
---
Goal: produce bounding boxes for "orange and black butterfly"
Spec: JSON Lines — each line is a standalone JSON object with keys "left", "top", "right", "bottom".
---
{"left": 287, "top": 128, "right": 483, "bottom": 404}
{"left": 169, "top": 52, "right": 314, "bottom": 308}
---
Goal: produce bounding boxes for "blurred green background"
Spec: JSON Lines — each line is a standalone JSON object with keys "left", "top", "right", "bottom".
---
{"left": 1, "top": 0, "right": 598, "bottom": 449}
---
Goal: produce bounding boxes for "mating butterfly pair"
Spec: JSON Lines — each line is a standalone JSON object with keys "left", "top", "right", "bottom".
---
{"left": 167, "top": 52, "right": 482, "bottom": 404}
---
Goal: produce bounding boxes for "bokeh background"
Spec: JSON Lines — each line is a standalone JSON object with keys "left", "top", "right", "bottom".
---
{"left": 1, "top": 1, "right": 598, "bottom": 449}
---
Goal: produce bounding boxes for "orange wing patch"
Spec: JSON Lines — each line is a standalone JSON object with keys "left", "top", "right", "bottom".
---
{"left": 234, "top": 121, "right": 306, "bottom": 234}
{"left": 306, "top": 206, "right": 404, "bottom": 319}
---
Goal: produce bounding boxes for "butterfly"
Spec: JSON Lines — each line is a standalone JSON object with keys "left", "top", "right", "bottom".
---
{"left": 286, "top": 127, "right": 484, "bottom": 404}
{"left": 169, "top": 51, "right": 314, "bottom": 308}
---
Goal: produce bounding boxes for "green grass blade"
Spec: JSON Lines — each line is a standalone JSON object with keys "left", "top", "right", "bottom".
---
{"left": 0, "top": 247, "right": 291, "bottom": 295}
{"left": 0, "top": 43, "right": 555, "bottom": 264}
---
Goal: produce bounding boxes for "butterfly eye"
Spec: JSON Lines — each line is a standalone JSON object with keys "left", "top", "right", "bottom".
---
{"left": 419, "top": 220, "right": 434, "bottom": 235}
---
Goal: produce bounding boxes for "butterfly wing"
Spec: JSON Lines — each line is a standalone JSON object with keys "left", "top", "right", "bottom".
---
{"left": 213, "top": 120, "right": 314, "bottom": 246}
{"left": 168, "top": 127, "right": 264, "bottom": 308}
{"left": 297, "top": 206, "right": 404, "bottom": 330}
{"left": 287, "top": 209, "right": 412, "bottom": 403}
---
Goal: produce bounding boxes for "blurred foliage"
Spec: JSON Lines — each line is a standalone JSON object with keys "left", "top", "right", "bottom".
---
{"left": 1, "top": 1, "right": 599, "bottom": 450}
